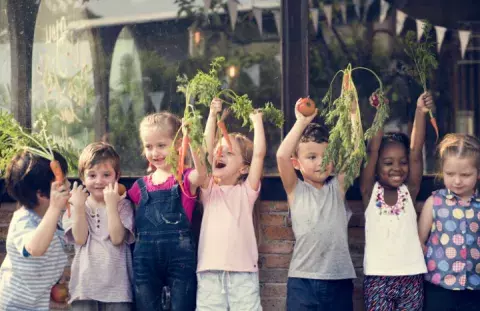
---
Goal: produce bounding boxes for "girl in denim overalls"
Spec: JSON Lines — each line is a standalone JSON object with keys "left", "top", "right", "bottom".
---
{"left": 418, "top": 134, "right": 480, "bottom": 311}
{"left": 128, "top": 112, "right": 207, "bottom": 310}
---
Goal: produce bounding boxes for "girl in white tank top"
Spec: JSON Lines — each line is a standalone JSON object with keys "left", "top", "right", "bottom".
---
{"left": 359, "top": 92, "right": 434, "bottom": 310}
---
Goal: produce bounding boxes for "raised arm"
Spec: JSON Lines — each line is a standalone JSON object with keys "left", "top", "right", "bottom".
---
{"left": 25, "top": 181, "right": 70, "bottom": 256}
{"left": 359, "top": 129, "right": 384, "bottom": 207}
{"left": 247, "top": 111, "right": 266, "bottom": 191}
{"left": 104, "top": 182, "right": 126, "bottom": 246}
{"left": 276, "top": 99, "right": 317, "bottom": 196}
{"left": 408, "top": 92, "right": 434, "bottom": 200}
{"left": 69, "top": 181, "right": 89, "bottom": 245}
{"left": 204, "top": 98, "right": 222, "bottom": 166}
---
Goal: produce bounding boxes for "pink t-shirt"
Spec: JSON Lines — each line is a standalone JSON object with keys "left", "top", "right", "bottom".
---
{"left": 197, "top": 179, "right": 260, "bottom": 272}
{"left": 127, "top": 168, "right": 196, "bottom": 222}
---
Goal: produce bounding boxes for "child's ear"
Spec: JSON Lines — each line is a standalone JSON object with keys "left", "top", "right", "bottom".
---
{"left": 291, "top": 157, "right": 301, "bottom": 170}
{"left": 239, "top": 165, "right": 249, "bottom": 175}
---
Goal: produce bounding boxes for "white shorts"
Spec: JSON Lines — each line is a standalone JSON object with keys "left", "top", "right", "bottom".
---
{"left": 196, "top": 270, "right": 262, "bottom": 311}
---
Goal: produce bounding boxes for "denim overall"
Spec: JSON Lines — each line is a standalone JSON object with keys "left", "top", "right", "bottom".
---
{"left": 133, "top": 178, "right": 197, "bottom": 311}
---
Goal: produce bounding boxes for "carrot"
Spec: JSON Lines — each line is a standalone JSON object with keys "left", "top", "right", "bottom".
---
{"left": 428, "top": 110, "right": 439, "bottom": 142}
{"left": 217, "top": 120, "right": 232, "bottom": 152}
{"left": 50, "top": 160, "right": 70, "bottom": 217}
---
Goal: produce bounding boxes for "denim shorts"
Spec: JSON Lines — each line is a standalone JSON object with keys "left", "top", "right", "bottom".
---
{"left": 286, "top": 277, "right": 353, "bottom": 311}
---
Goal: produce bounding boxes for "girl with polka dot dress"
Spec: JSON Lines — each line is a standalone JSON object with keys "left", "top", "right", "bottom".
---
{"left": 418, "top": 134, "right": 480, "bottom": 311}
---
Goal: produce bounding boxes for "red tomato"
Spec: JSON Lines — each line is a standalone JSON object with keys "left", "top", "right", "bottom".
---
{"left": 298, "top": 97, "right": 316, "bottom": 117}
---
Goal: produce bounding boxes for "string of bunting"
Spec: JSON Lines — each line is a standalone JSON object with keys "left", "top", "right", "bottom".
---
{"left": 204, "top": 0, "right": 473, "bottom": 60}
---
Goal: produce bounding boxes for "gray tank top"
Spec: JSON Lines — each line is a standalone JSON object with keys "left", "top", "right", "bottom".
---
{"left": 288, "top": 178, "right": 356, "bottom": 279}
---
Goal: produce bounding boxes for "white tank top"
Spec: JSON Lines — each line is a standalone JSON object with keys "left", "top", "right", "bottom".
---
{"left": 363, "top": 182, "right": 427, "bottom": 276}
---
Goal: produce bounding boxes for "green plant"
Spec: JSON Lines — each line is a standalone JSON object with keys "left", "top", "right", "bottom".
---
{"left": 321, "top": 64, "right": 390, "bottom": 188}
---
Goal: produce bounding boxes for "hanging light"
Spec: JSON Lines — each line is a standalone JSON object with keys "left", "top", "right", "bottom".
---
{"left": 228, "top": 65, "right": 237, "bottom": 78}
{"left": 194, "top": 31, "right": 201, "bottom": 45}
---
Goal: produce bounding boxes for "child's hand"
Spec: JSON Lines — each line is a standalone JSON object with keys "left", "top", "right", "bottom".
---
{"left": 417, "top": 92, "right": 434, "bottom": 113}
{"left": 69, "top": 181, "right": 88, "bottom": 209}
{"left": 104, "top": 182, "right": 125, "bottom": 208}
{"left": 210, "top": 98, "right": 222, "bottom": 116}
{"left": 295, "top": 98, "right": 317, "bottom": 124}
{"left": 50, "top": 181, "right": 71, "bottom": 211}
{"left": 249, "top": 109, "right": 263, "bottom": 124}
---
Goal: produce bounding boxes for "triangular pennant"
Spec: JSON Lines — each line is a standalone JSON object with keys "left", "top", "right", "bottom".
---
{"left": 310, "top": 8, "right": 319, "bottom": 33}
{"left": 243, "top": 64, "right": 261, "bottom": 87}
{"left": 459, "top": 30, "right": 471, "bottom": 59}
{"left": 273, "top": 10, "right": 281, "bottom": 36}
{"left": 364, "top": 0, "right": 374, "bottom": 20}
{"left": 121, "top": 94, "right": 132, "bottom": 114}
{"left": 253, "top": 8, "right": 263, "bottom": 36}
{"left": 227, "top": 0, "right": 238, "bottom": 31}
{"left": 434, "top": 25, "right": 447, "bottom": 53}
{"left": 275, "top": 53, "right": 281, "bottom": 64}
{"left": 353, "top": 0, "right": 361, "bottom": 18}
{"left": 416, "top": 19, "right": 426, "bottom": 41}
{"left": 379, "top": 0, "right": 390, "bottom": 23}
{"left": 322, "top": 5, "right": 332, "bottom": 29}
{"left": 149, "top": 91, "right": 165, "bottom": 112}
{"left": 339, "top": 1, "right": 347, "bottom": 24}
{"left": 203, "top": 0, "right": 212, "bottom": 11}
{"left": 396, "top": 10, "right": 407, "bottom": 35}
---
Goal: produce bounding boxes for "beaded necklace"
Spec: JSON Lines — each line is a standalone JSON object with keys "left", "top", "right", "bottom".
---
{"left": 375, "top": 184, "right": 408, "bottom": 216}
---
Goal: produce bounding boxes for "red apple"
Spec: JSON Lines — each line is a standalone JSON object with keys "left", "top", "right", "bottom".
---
{"left": 298, "top": 97, "right": 316, "bottom": 117}
{"left": 50, "top": 283, "right": 68, "bottom": 303}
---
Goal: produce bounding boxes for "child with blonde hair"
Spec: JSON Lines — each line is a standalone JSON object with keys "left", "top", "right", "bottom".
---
{"left": 128, "top": 112, "right": 207, "bottom": 310}
{"left": 418, "top": 133, "right": 480, "bottom": 311}
{"left": 195, "top": 99, "right": 265, "bottom": 310}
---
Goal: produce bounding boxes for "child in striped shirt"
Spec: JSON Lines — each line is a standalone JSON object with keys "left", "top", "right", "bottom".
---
{"left": 0, "top": 151, "right": 70, "bottom": 310}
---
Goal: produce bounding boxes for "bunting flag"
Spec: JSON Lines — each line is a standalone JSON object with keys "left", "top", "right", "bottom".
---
{"left": 396, "top": 10, "right": 407, "bottom": 35}
{"left": 416, "top": 19, "right": 426, "bottom": 41}
{"left": 459, "top": 30, "right": 471, "bottom": 59}
{"left": 434, "top": 25, "right": 447, "bottom": 53}
{"left": 379, "top": 0, "right": 390, "bottom": 23}
{"left": 275, "top": 53, "right": 281, "bottom": 64}
{"left": 322, "top": 5, "right": 332, "bottom": 29}
{"left": 149, "top": 91, "right": 165, "bottom": 112}
{"left": 243, "top": 64, "right": 261, "bottom": 87}
{"left": 203, "top": 0, "right": 211, "bottom": 11}
{"left": 364, "top": 0, "right": 374, "bottom": 20}
{"left": 253, "top": 7, "right": 263, "bottom": 36}
{"left": 310, "top": 8, "right": 319, "bottom": 32}
{"left": 353, "top": 0, "right": 361, "bottom": 18}
{"left": 273, "top": 9, "right": 281, "bottom": 36}
{"left": 339, "top": 1, "right": 347, "bottom": 24}
{"left": 227, "top": 0, "right": 238, "bottom": 31}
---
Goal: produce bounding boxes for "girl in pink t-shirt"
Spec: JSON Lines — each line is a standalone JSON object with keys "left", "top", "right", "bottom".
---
{"left": 127, "top": 112, "right": 207, "bottom": 311}
{"left": 196, "top": 99, "right": 266, "bottom": 311}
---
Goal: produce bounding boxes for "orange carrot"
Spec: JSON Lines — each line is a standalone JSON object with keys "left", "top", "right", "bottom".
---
{"left": 217, "top": 120, "right": 232, "bottom": 152}
{"left": 50, "top": 160, "right": 70, "bottom": 217}
{"left": 428, "top": 110, "right": 439, "bottom": 142}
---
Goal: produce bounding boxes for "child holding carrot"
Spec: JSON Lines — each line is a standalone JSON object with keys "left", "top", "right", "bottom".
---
{"left": 62, "top": 142, "right": 134, "bottom": 310}
{"left": 0, "top": 151, "right": 70, "bottom": 310}
{"left": 127, "top": 112, "right": 207, "bottom": 310}
{"left": 276, "top": 100, "right": 356, "bottom": 311}
{"left": 360, "top": 92, "right": 434, "bottom": 310}
{"left": 195, "top": 99, "right": 264, "bottom": 310}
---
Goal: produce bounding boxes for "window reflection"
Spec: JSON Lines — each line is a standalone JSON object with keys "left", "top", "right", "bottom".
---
{"left": 0, "top": 1, "right": 11, "bottom": 112}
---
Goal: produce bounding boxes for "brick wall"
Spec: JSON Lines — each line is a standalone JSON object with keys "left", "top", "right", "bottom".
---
{"left": 0, "top": 199, "right": 424, "bottom": 311}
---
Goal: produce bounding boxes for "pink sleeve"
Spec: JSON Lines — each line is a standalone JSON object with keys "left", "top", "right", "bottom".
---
{"left": 200, "top": 178, "right": 214, "bottom": 206}
{"left": 127, "top": 181, "right": 141, "bottom": 206}
{"left": 118, "top": 199, "right": 135, "bottom": 244}
{"left": 245, "top": 180, "right": 261, "bottom": 206}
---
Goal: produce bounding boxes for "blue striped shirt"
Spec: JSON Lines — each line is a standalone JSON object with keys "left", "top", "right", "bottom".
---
{"left": 0, "top": 207, "right": 67, "bottom": 310}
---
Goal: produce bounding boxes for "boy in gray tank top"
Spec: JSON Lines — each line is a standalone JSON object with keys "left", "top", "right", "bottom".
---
{"left": 276, "top": 100, "right": 356, "bottom": 311}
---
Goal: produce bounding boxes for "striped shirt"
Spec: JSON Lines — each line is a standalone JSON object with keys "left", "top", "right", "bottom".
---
{"left": 0, "top": 207, "right": 68, "bottom": 310}
{"left": 62, "top": 198, "right": 135, "bottom": 303}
